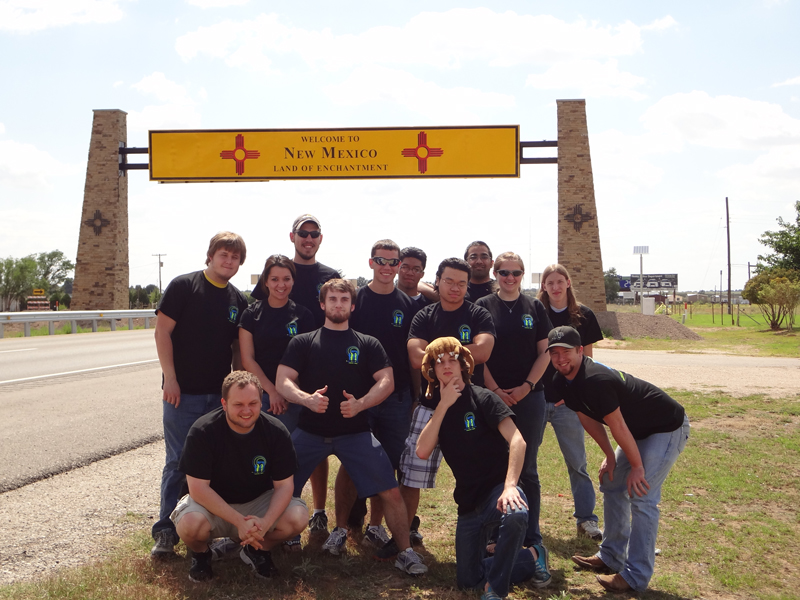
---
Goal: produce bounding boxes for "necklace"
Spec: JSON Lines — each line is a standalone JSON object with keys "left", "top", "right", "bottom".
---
{"left": 501, "top": 296, "right": 520, "bottom": 314}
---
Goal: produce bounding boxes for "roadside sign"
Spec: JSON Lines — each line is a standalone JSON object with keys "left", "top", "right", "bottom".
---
{"left": 149, "top": 126, "right": 520, "bottom": 182}
{"left": 629, "top": 274, "right": 678, "bottom": 289}
{"left": 32, "top": 288, "right": 46, "bottom": 296}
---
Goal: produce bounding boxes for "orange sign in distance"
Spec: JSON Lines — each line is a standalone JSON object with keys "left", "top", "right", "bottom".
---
{"left": 149, "top": 126, "right": 519, "bottom": 181}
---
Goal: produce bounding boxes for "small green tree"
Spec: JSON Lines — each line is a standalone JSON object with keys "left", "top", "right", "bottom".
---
{"left": 743, "top": 268, "right": 800, "bottom": 330}
{"left": 758, "top": 201, "right": 800, "bottom": 271}
{"left": 603, "top": 267, "right": 620, "bottom": 304}
{"left": 356, "top": 276, "right": 369, "bottom": 289}
{"left": 35, "top": 250, "right": 75, "bottom": 292}
{"left": 0, "top": 256, "right": 38, "bottom": 311}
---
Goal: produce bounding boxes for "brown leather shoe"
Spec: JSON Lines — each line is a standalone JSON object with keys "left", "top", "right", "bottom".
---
{"left": 596, "top": 573, "right": 632, "bottom": 593}
{"left": 571, "top": 554, "right": 612, "bottom": 572}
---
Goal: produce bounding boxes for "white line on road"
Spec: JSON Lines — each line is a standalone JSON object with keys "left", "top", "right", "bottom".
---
{"left": 0, "top": 348, "right": 37, "bottom": 354}
{"left": 0, "top": 359, "right": 159, "bottom": 385}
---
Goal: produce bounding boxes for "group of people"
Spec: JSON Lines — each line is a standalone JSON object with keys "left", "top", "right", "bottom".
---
{"left": 149, "top": 214, "right": 690, "bottom": 597}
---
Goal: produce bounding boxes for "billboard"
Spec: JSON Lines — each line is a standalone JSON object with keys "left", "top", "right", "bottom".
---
{"left": 627, "top": 274, "right": 678, "bottom": 290}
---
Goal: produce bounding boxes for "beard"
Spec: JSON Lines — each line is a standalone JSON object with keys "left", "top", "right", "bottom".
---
{"left": 326, "top": 309, "right": 350, "bottom": 324}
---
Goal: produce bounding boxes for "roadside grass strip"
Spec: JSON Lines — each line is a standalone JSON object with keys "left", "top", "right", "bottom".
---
{"left": 2, "top": 389, "right": 798, "bottom": 599}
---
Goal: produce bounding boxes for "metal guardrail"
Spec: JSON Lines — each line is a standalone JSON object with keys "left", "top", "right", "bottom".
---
{"left": 0, "top": 310, "right": 154, "bottom": 338}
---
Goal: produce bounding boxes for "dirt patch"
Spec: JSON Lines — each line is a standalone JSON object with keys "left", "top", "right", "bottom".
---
{"left": 596, "top": 312, "right": 703, "bottom": 340}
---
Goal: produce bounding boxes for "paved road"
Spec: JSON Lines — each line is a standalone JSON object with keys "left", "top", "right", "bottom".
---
{"left": 0, "top": 330, "right": 162, "bottom": 492}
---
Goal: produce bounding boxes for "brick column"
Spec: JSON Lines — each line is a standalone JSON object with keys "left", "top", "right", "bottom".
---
{"left": 72, "top": 109, "right": 129, "bottom": 310}
{"left": 557, "top": 100, "right": 607, "bottom": 312}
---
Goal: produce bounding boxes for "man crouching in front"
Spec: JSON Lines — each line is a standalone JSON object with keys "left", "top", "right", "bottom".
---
{"left": 415, "top": 337, "right": 551, "bottom": 599}
{"left": 171, "top": 371, "right": 307, "bottom": 582}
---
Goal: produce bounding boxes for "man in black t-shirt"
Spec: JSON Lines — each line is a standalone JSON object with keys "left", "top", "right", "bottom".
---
{"left": 464, "top": 241, "right": 496, "bottom": 302}
{"left": 416, "top": 337, "right": 550, "bottom": 596}
{"left": 397, "top": 258, "right": 495, "bottom": 542}
{"left": 171, "top": 371, "right": 307, "bottom": 582}
{"left": 548, "top": 326, "right": 690, "bottom": 594}
{"left": 250, "top": 214, "right": 339, "bottom": 536}
{"left": 152, "top": 232, "right": 249, "bottom": 558}
{"left": 396, "top": 246, "right": 437, "bottom": 309}
{"left": 276, "top": 279, "right": 427, "bottom": 575}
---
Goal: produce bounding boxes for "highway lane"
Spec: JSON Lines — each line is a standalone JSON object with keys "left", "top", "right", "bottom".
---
{"left": 0, "top": 330, "right": 164, "bottom": 492}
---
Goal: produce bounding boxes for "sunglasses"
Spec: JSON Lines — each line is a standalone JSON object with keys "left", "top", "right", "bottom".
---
{"left": 497, "top": 269, "right": 524, "bottom": 278}
{"left": 295, "top": 230, "right": 321, "bottom": 239}
{"left": 372, "top": 256, "right": 401, "bottom": 267}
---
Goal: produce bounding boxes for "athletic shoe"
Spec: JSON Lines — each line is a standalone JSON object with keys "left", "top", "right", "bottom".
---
{"left": 577, "top": 520, "right": 603, "bottom": 541}
{"left": 282, "top": 534, "right": 302, "bottom": 553}
{"left": 373, "top": 538, "right": 400, "bottom": 561}
{"left": 361, "top": 525, "right": 391, "bottom": 549}
{"left": 150, "top": 529, "right": 178, "bottom": 559}
{"left": 188, "top": 549, "right": 213, "bottom": 583}
{"left": 322, "top": 527, "right": 348, "bottom": 555}
{"left": 209, "top": 537, "right": 237, "bottom": 561}
{"left": 409, "top": 515, "right": 423, "bottom": 546}
{"left": 480, "top": 584, "right": 502, "bottom": 600}
{"left": 394, "top": 548, "right": 428, "bottom": 576}
{"left": 240, "top": 545, "right": 279, "bottom": 579}
{"left": 530, "top": 544, "right": 552, "bottom": 588}
{"left": 308, "top": 511, "right": 329, "bottom": 534}
{"left": 571, "top": 554, "right": 612, "bottom": 572}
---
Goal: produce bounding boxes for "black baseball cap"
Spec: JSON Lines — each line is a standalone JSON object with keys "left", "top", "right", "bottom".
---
{"left": 547, "top": 326, "right": 582, "bottom": 351}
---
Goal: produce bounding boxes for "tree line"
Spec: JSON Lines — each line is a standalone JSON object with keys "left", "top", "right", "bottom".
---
{"left": 0, "top": 250, "right": 75, "bottom": 311}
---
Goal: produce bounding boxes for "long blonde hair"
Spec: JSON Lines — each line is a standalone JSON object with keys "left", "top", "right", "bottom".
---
{"left": 537, "top": 264, "right": 583, "bottom": 328}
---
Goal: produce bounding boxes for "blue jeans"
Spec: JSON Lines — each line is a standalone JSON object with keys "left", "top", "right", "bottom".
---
{"left": 509, "top": 389, "right": 546, "bottom": 546}
{"left": 367, "top": 388, "right": 413, "bottom": 470}
{"left": 544, "top": 401, "right": 598, "bottom": 524}
{"left": 152, "top": 393, "right": 221, "bottom": 537}
{"left": 598, "top": 414, "right": 690, "bottom": 591}
{"left": 263, "top": 392, "right": 301, "bottom": 432}
{"left": 455, "top": 483, "right": 538, "bottom": 598}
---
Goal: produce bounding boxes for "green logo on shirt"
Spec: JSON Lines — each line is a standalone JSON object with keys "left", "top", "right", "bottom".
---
{"left": 253, "top": 455, "right": 266, "bottom": 475}
{"left": 464, "top": 412, "right": 476, "bottom": 432}
{"left": 458, "top": 324, "right": 472, "bottom": 343}
{"left": 522, "top": 314, "right": 534, "bottom": 329}
{"left": 392, "top": 310, "right": 404, "bottom": 327}
{"left": 346, "top": 346, "right": 360, "bottom": 364}
{"left": 228, "top": 306, "right": 239, "bottom": 323}
{"left": 286, "top": 320, "right": 298, "bottom": 337}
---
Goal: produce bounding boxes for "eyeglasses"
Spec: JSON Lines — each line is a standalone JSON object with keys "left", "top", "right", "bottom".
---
{"left": 372, "top": 256, "right": 401, "bottom": 267}
{"left": 467, "top": 253, "right": 491, "bottom": 261}
{"left": 497, "top": 269, "right": 524, "bottom": 278}
{"left": 442, "top": 277, "right": 468, "bottom": 289}
{"left": 399, "top": 264, "right": 423, "bottom": 274}
{"left": 295, "top": 230, "right": 321, "bottom": 239}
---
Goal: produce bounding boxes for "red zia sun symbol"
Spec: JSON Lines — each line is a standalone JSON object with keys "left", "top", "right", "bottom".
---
{"left": 220, "top": 134, "right": 261, "bottom": 175}
{"left": 401, "top": 131, "right": 443, "bottom": 174}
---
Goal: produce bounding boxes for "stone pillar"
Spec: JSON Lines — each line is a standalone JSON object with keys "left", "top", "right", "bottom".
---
{"left": 557, "top": 99, "right": 607, "bottom": 312}
{"left": 72, "top": 109, "right": 129, "bottom": 310}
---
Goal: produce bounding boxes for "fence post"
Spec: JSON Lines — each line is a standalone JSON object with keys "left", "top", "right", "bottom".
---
{"left": 128, "top": 318, "right": 134, "bottom": 330}
{"left": 48, "top": 321, "right": 55, "bottom": 335}
{"left": 91, "top": 320, "right": 98, "bottom": 333}
{"left": 145, "top": 317, "right": 150, "bottom": 329}
{"left": 110, "top": 320, "right": 116, "bottom": 331}
{"left": 71, "top": 320, "right": 78, "bottom": 333}
{"left": 24, "top": 323, "right": 31, "bottom": 337}
{"left": 0, "top": 323, "right": 3, "bottom": 338}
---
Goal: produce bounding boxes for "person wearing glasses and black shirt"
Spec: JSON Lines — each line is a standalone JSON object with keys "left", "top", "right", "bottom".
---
{"left": 476, "top": 252, "right": 552, "bottom": 557}
{"left": 464, "top": 241, "right": 496, "bottom": 302}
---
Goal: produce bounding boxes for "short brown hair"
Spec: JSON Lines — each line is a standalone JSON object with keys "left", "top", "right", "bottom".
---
{"left": 319, "top": 278, "right": 355, "bottom": 303}
{"left": 371, "top": 239, "right": 400, "bottom": 257}
{"left": 221, "top": 370, "right": 262, "bottom": 399}
{"left": 206, "top": 231, "right": 247, "bottom": 266}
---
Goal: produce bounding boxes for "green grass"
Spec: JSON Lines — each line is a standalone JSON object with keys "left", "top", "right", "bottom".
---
{"left": 2, "top": 322, "right": 147, "bottom": 338}
{"left": 2, "top": 390, "right": 799, "bottom": 599}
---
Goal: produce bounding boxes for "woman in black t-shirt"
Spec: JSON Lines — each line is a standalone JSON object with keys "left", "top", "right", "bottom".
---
{"left": 537, "top": 263, "right": 604, "bottom": 540}
{"left": 477, "top": 251, "right": 552, "bottom": 550}
{"left": 239, "top": 254, "right": 314, "bottom": 432}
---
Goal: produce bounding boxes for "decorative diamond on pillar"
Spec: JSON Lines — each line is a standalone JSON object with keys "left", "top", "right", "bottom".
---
{"left": 84, "top": 209, "right": 111, "bottom": 236}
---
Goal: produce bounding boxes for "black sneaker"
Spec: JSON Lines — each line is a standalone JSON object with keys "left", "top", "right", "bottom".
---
{"left": 308, "top": 511, "right": 329, "bottom": 534}
{"left": 409, "top": 515, "right": 423, "bottom": 546}
{"left": 373, "top": 537, "right": 400, "bottom": 562}
{"left": 188, "top": 549, "right": 213, "bottom": 582}
{"left": 240, "top": 545, "right": 279, "bottom": 579}
{"left": 150, "top": 529, "right": 178, "bottom": 559}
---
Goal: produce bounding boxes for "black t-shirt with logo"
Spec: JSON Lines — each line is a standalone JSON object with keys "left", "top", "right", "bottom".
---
{"left": 409, "top": 301, "right": 496, "bottom": 403}
{"left": 239, "top": 300, "right": 316, "bottom": 383}
{"left": 179, "top": 407, "right": 297, "bottom": 505}
{"left": 466, "top": 280, "right": 495, "bottom": 303}
{"left": 554, "top": 356, "right": 685, "bottom": 440}
{"left": 476, "top": 293, "right": 552, "bottom": 391}
{"left": 542, "top": 304, "right": 603, "bottom": 403}
{"left": 350, "top": 286, "right": 416, "bottom": 393}
{"left": 280, "top": 328, "right": 391, "bottom": 437}
{"left": 433, "top": 384, "right": 514, "bottom": 514}
{"left": 156, "top": 271, "right": 248, "bottom": 394}
{"left": 251, "top": 261, "right": 339, "bottom": 328}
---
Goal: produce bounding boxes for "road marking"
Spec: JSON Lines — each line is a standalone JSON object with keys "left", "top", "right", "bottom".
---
{"left": 0, "top": 359, "right": 159, "bottom": 385}
{"left": 0, "top": 348, "right": 37, "bottom": 354}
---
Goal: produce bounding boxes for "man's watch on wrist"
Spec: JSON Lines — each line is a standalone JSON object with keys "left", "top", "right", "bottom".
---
{"left": 525, "top": 379, "right": 535, "bottom": 391}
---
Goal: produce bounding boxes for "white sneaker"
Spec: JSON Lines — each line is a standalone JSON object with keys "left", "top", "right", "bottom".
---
{"left": 361, "top": 524, "right": 391, "bottom": 548}
{"left": 394, "top": 548, "right": 428, "bottom": 576}
{"left": 322, "top": 526, "right": 348, "bottom": 555}
{"left": 578, "top": 521, "right": 603, "bottom": 541}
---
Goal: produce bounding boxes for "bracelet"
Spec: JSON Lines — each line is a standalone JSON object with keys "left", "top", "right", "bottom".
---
{"left": 525, "top": 379, "right": 535, "bottom": 391}
{"left": 493, "top": 386, "right": 501, "bottom": 392}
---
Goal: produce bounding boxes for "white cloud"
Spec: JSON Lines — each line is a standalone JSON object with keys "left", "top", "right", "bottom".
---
{"left": 772, "top": 75, "right": 800, "bottom": 87}
{"left": 526, "top": 59, "right": 647, "bottom": 100}
{"left": 0, "top": 139, "right": 80, "bottom": 189}
{"left": 0, "top": 122, "right": 5, "bottom": 135}
{"left": 640, "top": 91, "right": 800, "bottom": 150}
{"left": 175, "top": 9, "right": 673, "bottom": 72}
{"left": 642, "top": 16, "right": 678, "bottom": 31}
{"left": 0, "top": 0, "right": 125, "bottom": 33}
{"left": 186, "top": 0, "right": 249, "bottom": 7}
{"left": 128, "top": 72, "right": 202, "bottom": 131}
{"left": 716, "top": 145, "right": 800, "bottom": 197}
{"left": 113, "top": 80, "right": 123, "bottom": 88}
{"left": 324, "top": 66, "right": 515, "bottom": 123}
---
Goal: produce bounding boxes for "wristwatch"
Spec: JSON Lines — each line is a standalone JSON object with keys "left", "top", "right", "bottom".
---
{"left": 525, "top": 379, "right": 535, "bottom": 391}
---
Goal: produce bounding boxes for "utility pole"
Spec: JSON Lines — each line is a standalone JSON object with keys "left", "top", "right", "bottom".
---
{"left": 726, "top": 197, "right": 732, "bottom": 318}
{"left": 152, "top": 254, "right": 166, "bottom": 294}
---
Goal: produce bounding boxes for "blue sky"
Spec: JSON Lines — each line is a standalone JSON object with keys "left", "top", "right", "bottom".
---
{"left": 1, "top": 0, "right": 798, "bottom": 294}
